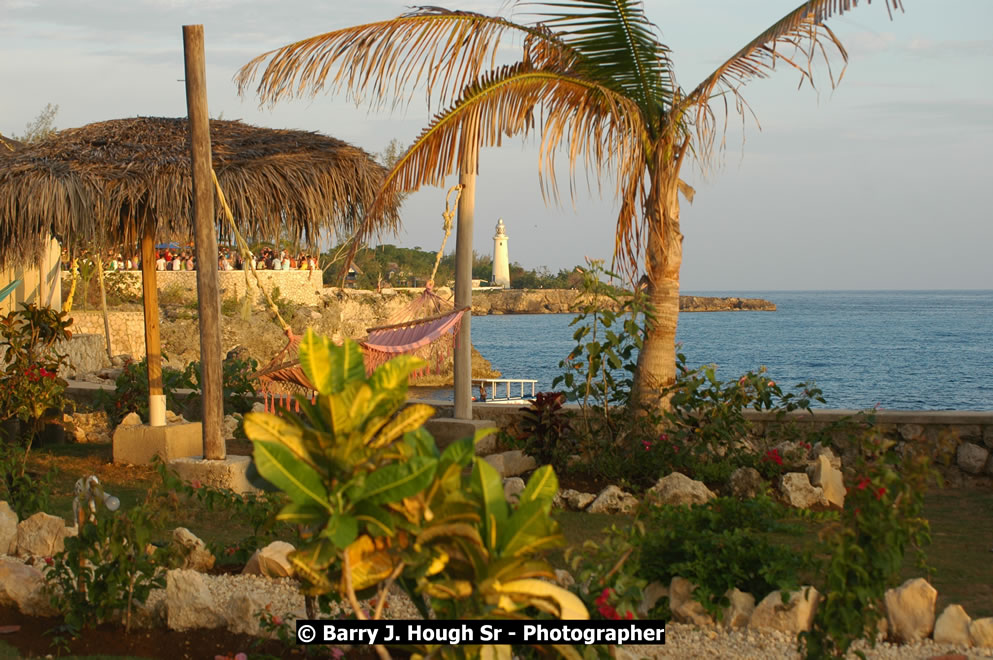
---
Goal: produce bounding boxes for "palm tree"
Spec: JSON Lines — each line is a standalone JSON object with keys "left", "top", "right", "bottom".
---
{"left": 238, "top": 0, "right": 902, "bottom": 410}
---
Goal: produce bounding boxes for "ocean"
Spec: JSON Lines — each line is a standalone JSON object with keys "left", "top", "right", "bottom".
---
{"left": 466, "top": 290, "right": 993, "bottom": 411}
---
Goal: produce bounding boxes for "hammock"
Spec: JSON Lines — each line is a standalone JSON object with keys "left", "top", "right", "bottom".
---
{"left": 248, "top": 184, "right": 468, "bottom": 413}
{"left": 254, "top": 288, "right": 468, "bottom": 412}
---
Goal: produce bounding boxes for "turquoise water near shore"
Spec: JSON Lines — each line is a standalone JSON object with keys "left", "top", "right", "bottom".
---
{"left": 462, "top": 290, "right": 993, "bottom": 411}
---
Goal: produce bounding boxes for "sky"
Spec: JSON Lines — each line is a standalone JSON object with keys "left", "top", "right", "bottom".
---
{"left": 2, "top": 0, "right": 991, "bottom": 291}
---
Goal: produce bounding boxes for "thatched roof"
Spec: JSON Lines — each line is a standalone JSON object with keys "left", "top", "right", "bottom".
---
{"left": 0, "top": 117, "right": 400, "bottom": 267}
{"left": 0, "top": 133, "right": 24, "bottom": 153}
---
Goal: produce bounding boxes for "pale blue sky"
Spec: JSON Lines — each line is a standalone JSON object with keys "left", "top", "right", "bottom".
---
{"left": 2, "top": 1, "right": 990, "bottom": 290}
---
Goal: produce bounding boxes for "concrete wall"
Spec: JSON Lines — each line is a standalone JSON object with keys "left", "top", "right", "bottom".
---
{"left": 62, "top": 268, "right": 325, "bottom": 308}
{"left": 69, "top": 310, "right": 146, "bottom": 358}
{"left": 425, "top": 401, "right": 993, "bottom": 483}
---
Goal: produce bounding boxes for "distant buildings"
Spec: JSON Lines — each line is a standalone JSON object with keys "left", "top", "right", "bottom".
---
{"left": 492, "top": 219, "right": 510, "bottom": 288}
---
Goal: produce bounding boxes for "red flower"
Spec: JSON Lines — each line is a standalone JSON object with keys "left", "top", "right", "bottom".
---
{"left": 642, "top": 439, "right": 652, "bottom": 452}
{"left": 191, "top": 479, "right": 202, "bottom": 490}
{"left": 271, "top": 615, "right": 283, "bottom": 626}
{"left": 856, "top": 477, "right": 871, "bottom": 491}
{"left": 874, "top": 487, "right": 886, "bottom": 500}
{"left": 762, "top": 449, "right": 783, "bottom": 466}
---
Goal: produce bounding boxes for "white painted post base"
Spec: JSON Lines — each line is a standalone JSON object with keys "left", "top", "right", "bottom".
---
{"left": 148, "top": 394, "right": 167, "bottom": 427}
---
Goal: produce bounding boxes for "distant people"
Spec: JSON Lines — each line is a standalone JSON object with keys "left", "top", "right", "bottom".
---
{"left": 281, "top": 251, "right": 291, "bottom": 271}
{"left": 171, "top": 254, "right": 182, "bottom": 271}
{"left": 155, "top": 252, "right": 166, "bottom": 271}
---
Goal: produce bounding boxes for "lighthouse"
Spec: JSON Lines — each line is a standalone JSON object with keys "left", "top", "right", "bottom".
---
{"left": 492, "top": 218, "right": 510, "bottom": 288}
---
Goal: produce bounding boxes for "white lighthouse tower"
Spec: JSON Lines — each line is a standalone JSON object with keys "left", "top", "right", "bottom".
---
{"left": 492, "top": 218, "right": 510, "bottom": 288}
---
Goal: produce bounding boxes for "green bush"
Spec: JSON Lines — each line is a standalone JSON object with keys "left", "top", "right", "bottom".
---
{"left": 182, "top": 355, "right": 259, "bottom": 417}
{"left": 95, "top": 356, "right": 192, "bottom": 426}
{"left": 639, "top": 497, "right": 816, "bottom": 620}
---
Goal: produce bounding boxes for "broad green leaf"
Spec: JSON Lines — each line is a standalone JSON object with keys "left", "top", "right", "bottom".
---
{"left": 289, "top": 537, "right": 336, "bottom": 572}
{"left": 294, "top": 395, "right": 329, "bottom": 433}
{"left": 486, "top": 557, "right": 555, "bottom": 584}
{"left": 439, "top": 436, "right": 475, "bottom": 470}
{"left": 371, "top": 404, "right": 436, "bottom": 449}
{"left": 499, "top": 499, "right": 563, "bottom": 558}
{"left": 369, "top": 354, "right": 427, "bottom": 394}
{"left": 276, "top": 501, "right": 328, "bottom": 527}
{"left": 416, "top": 523, "right": 484, "bottom": 549}
{"left": 518, "top": 465, "right": 559, "bottom": 511}
{"left": 362, "top": 456, "right": 437, "bottom": 505}
{"left": 297, "top": 329, "right": 335, "bottom": 396}
{"left": 244, "top": 412, "right": 320, "bottom": 473}
{"left": 353, "top": 501, "right": 396, "bottom": 537}
{"left": 473, "top": 426, "right": 498, "bottom": 448}
{"left": 490, "top": 579, "right": 588, "bottom": 620}
{"left": 345, "top": 534, "right": 397, "bottom": 591}
{"left": 252, "top": 439, "right": 330, "bottom": 511}
{"left": 402, "top": 426, "right": 438, "bottom": 457}
{"left": 471, "top": 458, "right": 509, "bottom": 551}
{"left": 321, "top": 513, "right": 359, "bottom": 549}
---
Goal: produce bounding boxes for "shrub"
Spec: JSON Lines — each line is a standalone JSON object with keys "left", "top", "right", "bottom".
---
{"left": 243, "top": 331, "right": 587, "bottom": 659}
{"left": 182, "top": 355, "right": 259, "bottom": 417}
{"left": 0, "top": 441, "right": 57, "bottom": 518}
{"left": 513, "top": 391, "right": 573, "bottom": 466}
{"left": 95, "top": 356, "right": 192, "bottom": 426}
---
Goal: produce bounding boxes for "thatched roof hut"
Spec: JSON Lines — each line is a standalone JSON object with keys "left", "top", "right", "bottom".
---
{"left": 0, "top": 134, "right": 24, "bottom": 153}
{"left": 0, "top": 116, "right": 400, "bottom": 267}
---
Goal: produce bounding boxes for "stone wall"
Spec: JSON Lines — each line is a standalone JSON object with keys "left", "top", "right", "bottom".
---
{"left": 62, "top": 269, "right": 324, "bottom": 307}
{"left": 59, "top": 334, "right": 109, "bottom": 378}
{"left": 424, "top": 402, "right": 993, "bottom": 484}
{"left": 69, "top": 311, "right": 146, "bottom": 358}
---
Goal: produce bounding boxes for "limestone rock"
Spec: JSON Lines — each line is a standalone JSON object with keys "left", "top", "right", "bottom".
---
{"left": 884, "top": 577, "right": 937, "bottom": 643}
{"left": 554, "top": 569, "right": 575, "bottom": 589}
{"left": 729, "top": 467, "right": 765, "bottom": 499}
{"left": 723, "top": 588, "right": 755, "bottom": 629}
{"left": 779, "top": 473, "right": 824, "bottom": 509}
{"left": 165, "top": 410, "right": 187, "bottom": 425}
{"left": 0, "top": 558, "right": 57, "bottom": 615}
{"left": 251, "top": 401, "right": 266, "bottom": 414}
{"left": 637, "top": 581, "right": 669, "bottom": 618}
{"left": 812, "top": 444, "right": 842, "bottom": 470}
{"left": 933, "top": 604, "right": 972, "bottom": 646}
{"left": 171, "top": 527, "right": 215, "bottom": 572}
{"left": 587, "top": 485, "right": 639, "bottom": 515}
{"left": 808, "top": 455, "right": 845, "bottom": 508}
{"left": 503, "top": 477, "right": 526, "bottom": 505}
{"left": 222, "top": 415, "right": 240, "bottom": 441}
{"left": 0, "top": 501, "right": 17, "bottom": 555}
{"left": 970, "top": 618, "right": 993, "bottom": 648}
{"left": 242, "top": 550, "right": 261, "bottom": 576}
{"left": 482, "top": 450, "right": 537, "bottom": 478}
{"left": 16, "top": 512, "right": 67, "bottom": 557}
{"left": 132, "top": 590, "right": 167, "bottom": 629}
{"left": 956, "top": 442, "right": 989, "bottom": 475}
{"left": 225, "top": 588, "right": 268, "bottom": 636}
{"left": 120, "top": 411, "right": 143, "bottom": 427}
{"left": 257, "top": 541, "right": 295, "bottom": 578}
{"left": 750, "top": 587, "right": 820, "bottom": 633}
{"left": 554, "top": 489, "right": 596, "bottom": 511}
{"left": 645, "top": 472, "right": 716, "bottom": 508}
{"left": 166, "top": 569, "right": 226, "bottom": 631}
{"left": 669, "top": 577, "right": 713, "bottom": 626}
{"left": 898, "top": 424, "right": 925, "bottom": 441}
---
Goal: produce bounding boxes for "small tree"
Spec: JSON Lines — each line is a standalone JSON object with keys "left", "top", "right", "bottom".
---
{"left": 16, "top": 103, "right": 59, "bottom": 143}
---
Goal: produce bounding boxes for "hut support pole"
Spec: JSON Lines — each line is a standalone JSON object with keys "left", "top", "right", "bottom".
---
{"left": 184, "top": 24, "right": 225, "bottom": 460}
{"left": 94, "top": 254, "right": 113, "bottom": 360}
{"left": 140, "top": 225, "right": 166, "bottom": 427}
{"left": 453, "top": 116, "right": 479, "bottom": 420}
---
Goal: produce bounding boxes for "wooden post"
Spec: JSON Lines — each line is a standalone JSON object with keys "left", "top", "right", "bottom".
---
{"left": 183, "top": 24, "right": 225, "bottom": 460}
{"left": 453, "top": 116, "right": 479, "bottom": 420}
{"left": 94, "top": 254, "right": 113, "bottom": 360}
{"left": 140, "top": 223, "right": 165, "bottom": 426}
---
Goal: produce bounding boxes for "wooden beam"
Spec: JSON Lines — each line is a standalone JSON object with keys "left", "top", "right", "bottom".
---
{"left": 140, "top": 223, "right": 165, "bottom": 426}
{"left": 453, "top": 115, "right": 480, "bottom": 420}
{"left": 183, "top": 24, "right": 225, "bottom": 460}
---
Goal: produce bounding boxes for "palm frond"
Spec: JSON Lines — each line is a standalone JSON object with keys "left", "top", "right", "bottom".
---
{"left": 682, "top": 0, "right": 902, "bottom": 163}
{"left": 341, "top": 62, "right": 647, "bottom": 265}
{"left": 237, "top": 7, "right": 578, "bottom": 113}
{"left": 523, "top": 0, "right": 676, "bottom": 128}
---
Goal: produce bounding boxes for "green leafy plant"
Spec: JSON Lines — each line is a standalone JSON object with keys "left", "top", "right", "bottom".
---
{"left": 514, "top": 391, "right": 573, "bottom": 466}
{"left": 182, "top": 355, "right": 260, "bottom": 416}
{"left": 638, "top": 496, "right": 816, "bottom": 620}
{"left": 0, "top": 441, "right": 57, "bottom": 518}
{"left": 47, "top": 491, "right": 174, "bottom": 638}
{"left": 0, "top": 303, "right": 73, "bottom": 450}
{"left": 95, "top": 356, "right": 192, "bottom": 425}
{"left": 243, "top": 331, "right": 589, "bottom": 660}
{"left": 799, "top": 433, "right": 934, "bottom": 659}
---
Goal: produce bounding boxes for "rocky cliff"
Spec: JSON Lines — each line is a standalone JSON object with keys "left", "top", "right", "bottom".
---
{"left": 463, "top": 289, "right": 775, "bottom": 315}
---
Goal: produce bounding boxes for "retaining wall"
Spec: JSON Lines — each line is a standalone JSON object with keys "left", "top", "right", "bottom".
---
{"left": 69, "top": 311, "right": 146, "bottom": 358}
{"left": 425, "top": 401, "right": 993, "bottom": 484}
{"left": 61, "top": 269, "right": 324, "bottom": 307}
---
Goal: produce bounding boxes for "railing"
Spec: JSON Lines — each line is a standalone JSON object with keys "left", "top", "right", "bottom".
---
{"left": 472, "top": 378, "right": 538, "bottom": 403}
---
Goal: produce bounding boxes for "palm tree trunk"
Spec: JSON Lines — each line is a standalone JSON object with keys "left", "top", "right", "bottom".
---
{"left": 633, "top": 156, "right": 684, "bottom": 412}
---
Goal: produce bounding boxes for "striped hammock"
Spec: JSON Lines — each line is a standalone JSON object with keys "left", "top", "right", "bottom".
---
{"left": 253, "top": 288, "right": 468, "bottom": 412}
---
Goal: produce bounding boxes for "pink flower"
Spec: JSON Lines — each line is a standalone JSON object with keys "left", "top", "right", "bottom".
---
{"left": 331, "top": 649, "right": 345, "bottom": 659}
{"left": 855, "top": 477, "right": 871, "bottom": 491}
{"left": 191, "top": 479, "right": 202, "bottom": 490}
{"left": 235, "top": 654, "right": 248, "bottom": 660}
{"left": 874, "top": 487, "right": 887, "bottom": 500}
{"left": 768, "top": 381, "right": 776, "bottom": 387}
{"left": 271, "top": 615, "right": 283, "bottom": 626}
